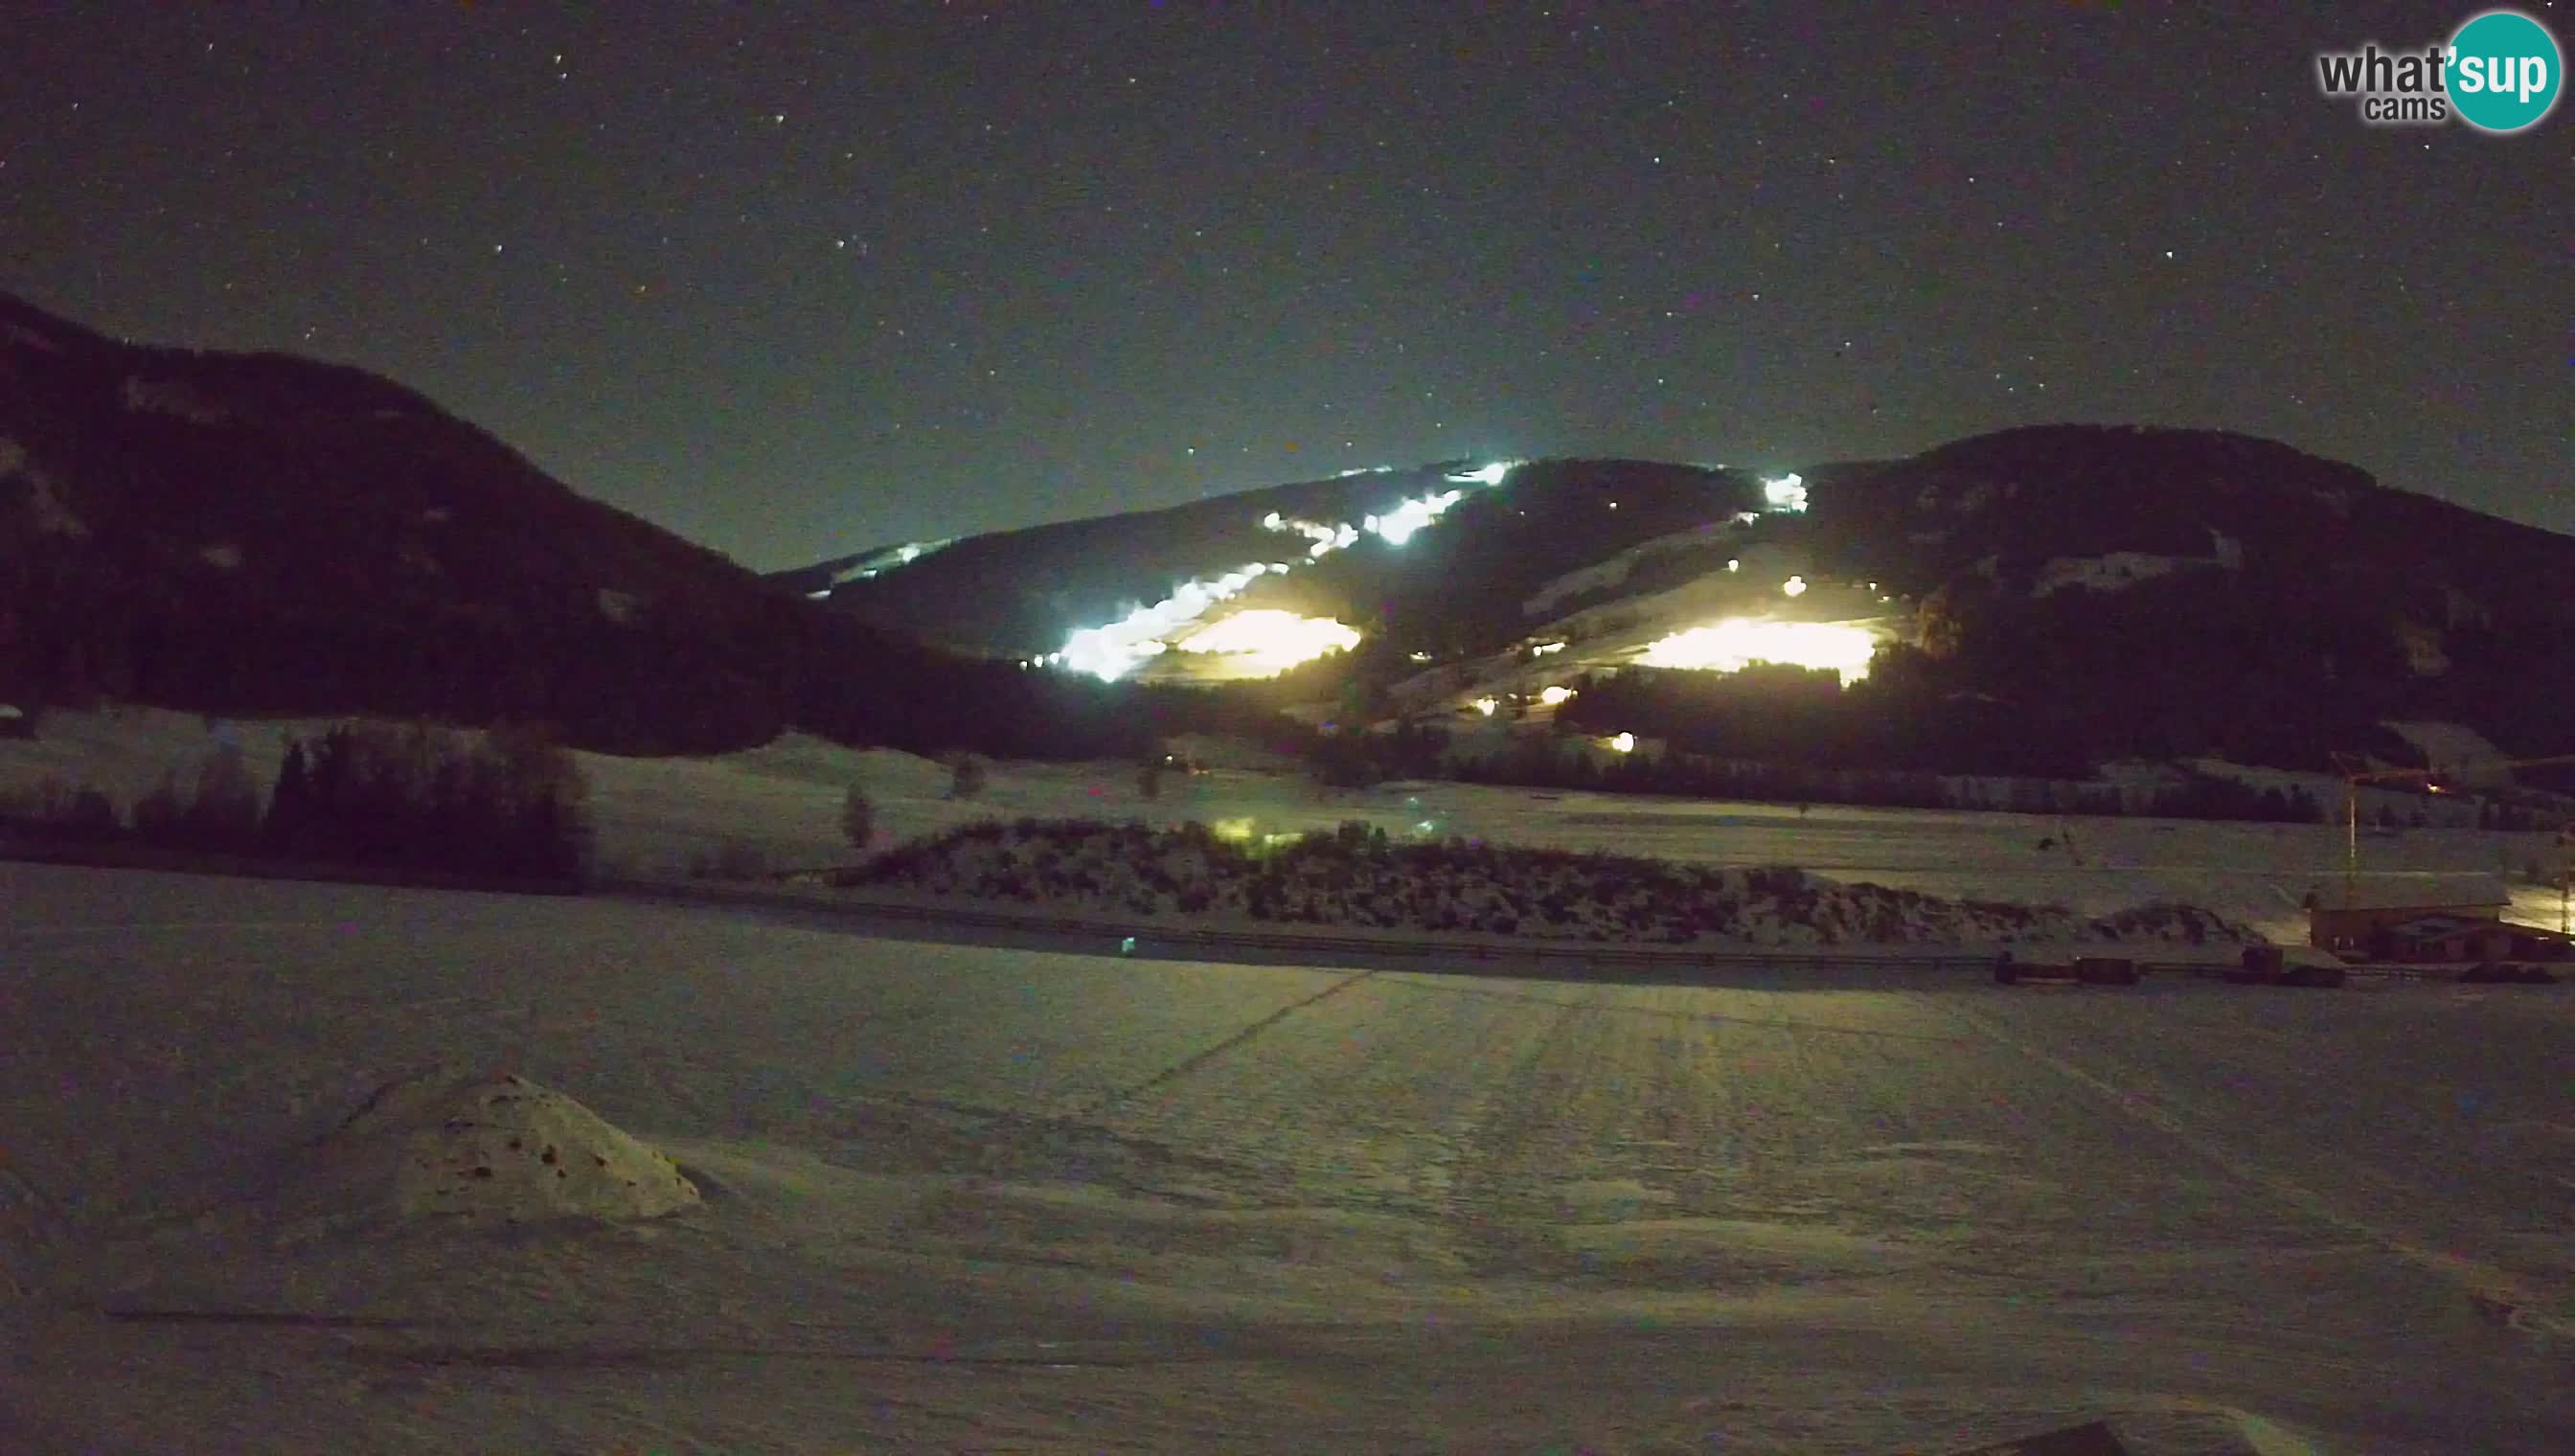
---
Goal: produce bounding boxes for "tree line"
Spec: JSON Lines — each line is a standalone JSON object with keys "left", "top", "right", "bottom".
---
{"left": 0, "top": 720, "right": 591, "bottom": 884}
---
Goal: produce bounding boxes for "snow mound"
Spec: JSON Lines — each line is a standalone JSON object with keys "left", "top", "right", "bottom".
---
{"left": 303, "top": 1069, "right": 698, "bottom": 1226}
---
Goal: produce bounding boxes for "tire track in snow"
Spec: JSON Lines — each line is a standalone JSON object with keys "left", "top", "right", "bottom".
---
{"left": 1089, "top": 967, "right": 1382, "bottom": 1108}
{"left": 1931, "top": 994, "right": 2572, "bottom": 1348}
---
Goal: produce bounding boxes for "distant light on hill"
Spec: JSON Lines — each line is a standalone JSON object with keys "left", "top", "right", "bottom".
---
{"left": 1445, "top": 460, "right": 1523, "bottom": 488}
{"left": 1055, "top": 461, "right": 1529, "bottom": 679}
{"left": 1363, "top": 489, "right": 1466, "bottom": 546}
{"left": 1173, "top": 609, "right": 1361, "bottom": 674}
{"left": 1638, "top": 618, "right": 1879, "bottom": 683}
{"left": 1058, "top": 561, "right": 1281, "bottom": 679}
{"left": 1762, "top": 472, "right": 1808, "bottom": 512}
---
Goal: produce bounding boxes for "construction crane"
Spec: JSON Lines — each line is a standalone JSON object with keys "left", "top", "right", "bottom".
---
{"left": 2329, "top": 750, "right": 2575, "bottom": 935}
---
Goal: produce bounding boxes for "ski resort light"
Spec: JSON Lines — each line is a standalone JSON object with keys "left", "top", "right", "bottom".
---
{"left": 1610, "top": 731, "right": 1636, "bottom": 753}
{"left": 1058, "top": 562, "right": 1279, "bottom": 680}
{"left": 1174, "top": 609, "right": 1362, "bottom": 674}
{"left": 1538, "top": 685, "right": 1575, "bottom": 706}
{"left": 1637, "top": 618, "right": 1880, "bottom": 683}
{"left": 1532, "top": 641, "right": 1565, "bottom": 656}
{"left": 828, "top": 537, "right": 953, "bottom": 587}
{"left": 1782, "top": 576, "right": 1809, "bottom": 598}
{"left": 1762, "top": 472, "right": 1808, "bottom": 512}
{"left": 1265, "top": 513, "right": 1360, "bottom": 558}
{"left": 1727, "top": 558, "right": 1741, "bottom": 572}
{"left": 1445, "top": 459, "right": 1523, "bottom": 487}
{"left": 1473, "top": 696, "right": 1498, "bottom": 716}
{"left": 1364, "top": 489, "right": 1466, "bottom": 546}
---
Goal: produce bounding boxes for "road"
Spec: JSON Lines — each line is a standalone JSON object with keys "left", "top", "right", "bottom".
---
{"left": 2, "top": 862, "right": 2567, "bottom": 1453}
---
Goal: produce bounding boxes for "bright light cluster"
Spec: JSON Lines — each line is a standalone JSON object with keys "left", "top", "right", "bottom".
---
{"left": 1638, "top": 618, "right": 1879, "bottom": 683}
{"left": 1762, "top": 472, "right": 1808, "bottom": 512}
{"left": 1782, "top": 575, "right": 1809, "bottom": 598}
{"left": 1173, "top": 609, "right": 1361, "bottom": 673}
{"left": 1054, "top": 460, "right": 1527, "bottom": 680}
{"left": 812, "top": 537, "right": 954, "bottom": 597}
{"left": 1057, "top": 562, "right": 1282, "bottom": 680}
{"left": 1364, "top": 489, "right": 1465, "bottom": 546}
{"left": 1446, "top": 460, "right": 1520, "bottom": 487}
{"left": 1538, "top": 685, "right": 1575, "bottom": 706}
{"left": 1265, "top": 512, "right": 1360, "bottom": 557}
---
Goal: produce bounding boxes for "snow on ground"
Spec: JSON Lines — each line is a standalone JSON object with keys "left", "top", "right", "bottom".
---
{"left": 1518, "top": 521, "right": 1741, "bottom": 619}
{"left": 2, "top": 863, "right": 2567, "bottom": 1452}
{"left": 2381, "top": 720, "right": 2510, "bottom": 783}
{"left": 2030, "top": 547, "right": 2246, "bottom": 597}
{"left": 10, "top": 708, "right": 2569, "bottom": 947}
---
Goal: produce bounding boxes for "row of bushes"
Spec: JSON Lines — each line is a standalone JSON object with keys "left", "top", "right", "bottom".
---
{"left": 841, "top": 815, "right": 2264, "bottom": 946}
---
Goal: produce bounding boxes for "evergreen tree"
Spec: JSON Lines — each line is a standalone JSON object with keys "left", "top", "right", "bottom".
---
{"left": 263, "top": 739, "right": 311, "bottom": 853}
{"left": 841, "top": 785, "right": 876, "bottom": 851}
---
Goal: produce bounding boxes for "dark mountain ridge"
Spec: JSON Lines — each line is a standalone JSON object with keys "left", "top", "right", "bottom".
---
{"left": 11, "top": 288, "right": 2570, "bottom": 784}
{"left": 802, "top": 421, "right": 2575, "bottom": 778}
{"left": 0, "top": 292, "right": 1203, "bottom": 762}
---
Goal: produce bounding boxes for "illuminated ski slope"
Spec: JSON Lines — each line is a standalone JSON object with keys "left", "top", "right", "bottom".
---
{"left": 1047, "top": 465, "right": 1817, "bottom": 684}
{"left": 1051, "top": 461, "right": 1525, "bottom": 681}
{"left": 803, "top": 538, "right": 955, "bottom": 598}
{"left": 1637, "top": 617, "right": 1880, "bottom": 682}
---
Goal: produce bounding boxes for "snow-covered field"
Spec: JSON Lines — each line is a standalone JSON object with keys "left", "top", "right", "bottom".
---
{"left": 2, "top": 862, "right": 2567, "bottom": 1452}
{"left": 11, "top": 710, "right": 2568, "bottom": 950}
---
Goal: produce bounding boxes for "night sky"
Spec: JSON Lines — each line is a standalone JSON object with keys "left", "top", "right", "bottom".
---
{"left": 5, "top": 3, "right": 2565, "bottom": 570}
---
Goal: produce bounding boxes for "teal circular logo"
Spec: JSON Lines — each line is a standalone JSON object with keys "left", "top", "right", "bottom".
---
{"left": 2447, "top": 10, "right": 2562, "bottom": 132}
